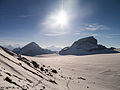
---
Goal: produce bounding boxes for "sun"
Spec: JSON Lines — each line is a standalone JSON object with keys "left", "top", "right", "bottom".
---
{"left": 50, "top": 10, "right": 68, "bottom": 28}
{"left": 45, "top": 9, "right": 69, "bottom": 29}
{"left": 56, "top": 10, "right": 68, "bottom": 27}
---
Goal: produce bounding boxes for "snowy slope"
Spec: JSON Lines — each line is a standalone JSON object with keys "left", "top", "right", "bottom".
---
{"left": 0, "top": 46, "right": 60, "bottom": 90}
{"left": 27, "top": 53, "right": 120, "bottom": 90}
{"left": 0, "top": 45, "right": 120, "bottom": 90}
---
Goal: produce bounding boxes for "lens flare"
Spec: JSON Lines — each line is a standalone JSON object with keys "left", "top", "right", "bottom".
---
{"left": 56, "top": 10, "right": 68, "bottom": 27}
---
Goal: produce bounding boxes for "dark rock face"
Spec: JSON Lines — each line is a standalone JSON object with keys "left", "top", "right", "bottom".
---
{"left": 13, "top": 42, "right": 55, "bottom": 56}
{"left": 52, "top": 69, "right": 57, "bottom": 74}
{"left": 59, "top": 36, "right": 119, "bottom": 55}
{"left": 89, "top": 44, "right": 107, "bottom": 52}
{"left": 70, "top": 36, "right": 98, "bottom": 51}
{"left": 13, "top": 47, "right": 21, "bottom": 54}
{"left": 20, "top": 42, "right": 41, "bottom": 54}
{"left": 72, "top": 36, "right": 97, "bottom": 47}
{"left": 31, "top": 61, "right": 39, "bottom": 68}
{"left": 4, "top": 77, "right": 12, "bottom": 83}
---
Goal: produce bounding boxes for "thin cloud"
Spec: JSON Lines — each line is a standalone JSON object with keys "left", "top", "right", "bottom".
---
{"left": 44, "top": 32, "right": 66, "bottom": 36}
{"left": 85, "top": 23, "right": 110, "bottom": 31}
{"left": 74, "top": 32, "right": 81, "bottom": 35}
{"left": 73, "top": 23, "right": 110, "bottom": 34}
{"left": 0, "top": 38, "right": 26, "bottom": 47}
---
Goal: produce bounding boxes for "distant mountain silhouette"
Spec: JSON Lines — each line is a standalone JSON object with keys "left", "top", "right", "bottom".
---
{"left": 46, "top": 46, "right": 61, "bottom": 51}
{"left": 13, "top": 42, "right": 55, "bottom": 56}
{"left": 4, "top": 45, "right": 15, "bottom": 50}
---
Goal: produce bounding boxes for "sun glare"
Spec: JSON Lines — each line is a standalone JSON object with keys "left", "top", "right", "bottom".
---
{"left": 56, "top": 10, "right": 68, "bottom": 27}
{"left": 49, "top": 10, "right": 68, "bottom": 29}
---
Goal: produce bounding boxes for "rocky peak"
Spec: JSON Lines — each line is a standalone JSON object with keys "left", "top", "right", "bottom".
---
{"left": 72, "top": 36, "right": 97, "bottom": 47}
{"left": 70, "top": 36, "right": 98, "bottom": 50}
{"left": 24, "top": 42, "right": 41, "bottom": 49}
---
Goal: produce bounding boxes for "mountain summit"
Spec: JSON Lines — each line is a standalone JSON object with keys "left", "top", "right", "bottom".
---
{"left": 13, "top": 42, "right": 54, "bottom": 56}
{"left": 71, "top": 36, "right": 98, "bottom": 51}
{"left": 20, "top": 42, "right": 42, "bottom": 54}
{"left": 25, "top": 42, "right": 40, "bottom": 48}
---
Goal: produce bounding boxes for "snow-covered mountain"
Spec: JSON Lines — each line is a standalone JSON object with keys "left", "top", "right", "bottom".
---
{"left": 4, "top": 44, "right": 21, "bottom": 50}
{"left": 46, "top": 46, "right": 61, "bottom": 51}
{"left": 13, "top": 42, "right": 55, "bottom": 56}
{"left": 4, "top": 45, "right": 15, "bottom": 50}
{"left": 59, "top": 36, "right": 119, "bottom": 55}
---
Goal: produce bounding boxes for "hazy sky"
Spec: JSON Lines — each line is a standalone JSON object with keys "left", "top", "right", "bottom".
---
{"left": 0, "top": 0, "right": 120, "bottom": 48}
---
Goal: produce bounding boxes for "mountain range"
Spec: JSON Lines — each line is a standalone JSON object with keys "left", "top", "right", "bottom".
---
{"left": 2, "top": 36, "right": 119, "bottom": 56}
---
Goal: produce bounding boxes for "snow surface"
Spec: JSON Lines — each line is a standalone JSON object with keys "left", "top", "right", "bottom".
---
{"left": 27, "top": 52, "right": 120, "bottom": 90}
{"left": 0, "top": 46, "right": 120, "bottom": 90}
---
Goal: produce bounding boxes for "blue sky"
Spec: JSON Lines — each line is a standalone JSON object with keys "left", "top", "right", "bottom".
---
{"left": 0, "top": 0, "right": 120, "bottom": 48}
